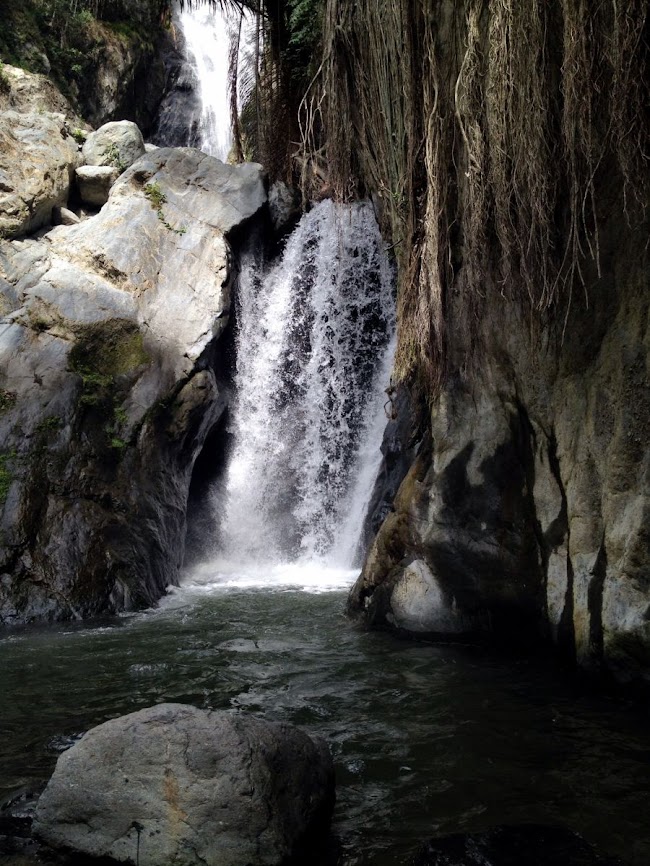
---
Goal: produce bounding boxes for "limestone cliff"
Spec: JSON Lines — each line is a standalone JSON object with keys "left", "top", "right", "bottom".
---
{"left": 353, "top": 198, "right": 649, "bottom": 688}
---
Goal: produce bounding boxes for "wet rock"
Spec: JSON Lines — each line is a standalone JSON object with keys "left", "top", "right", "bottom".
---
{"left": 268, "top": 181, "right": 301, "bottom": 233}
{"left": 34, "top": 703, "right": 335, "bottom": 866}
{"left": 149, "top": 16, "right": 202, "bottom": 149}
{"left": 351, "top": 196, "right": 650, "bottom": 685}
{"left": 82, "top": 119, "right": 146, "bottom": 170}
{"left": 361, "top": 382, "right": 420, "bottom": 547}
{"left": 412, "top": 824, "right": 624, "bottom": 865}
{"left": 75, "top": 164, "right": 119, "bottom": 206}
{"left": 385, "top": 559, "right": 478, "bottom": 635}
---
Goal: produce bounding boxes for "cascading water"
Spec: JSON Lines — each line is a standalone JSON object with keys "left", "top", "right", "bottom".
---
{"left": 176, "top": 5, "right": 234, "bottom": 160}
{"left": 166, "top": 5, "right": 397, "bottom": 584}
{"left": 193, "top": 200, "right": 396, "bottom": 580}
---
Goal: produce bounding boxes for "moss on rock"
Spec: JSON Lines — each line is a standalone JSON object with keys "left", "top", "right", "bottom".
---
{"left": 68, "top": 319, "right": 150, "bottom": 455}
{"left": 69, "top": 319, "right": 149, "bottom": 381}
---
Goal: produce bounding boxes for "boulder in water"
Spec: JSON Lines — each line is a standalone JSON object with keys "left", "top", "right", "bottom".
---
{"left": 33, "top": 703, "right": 335, "bottom": 866}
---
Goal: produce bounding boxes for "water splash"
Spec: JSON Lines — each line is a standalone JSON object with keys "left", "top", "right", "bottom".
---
{"left": 213, "top": 199, "right": 396, "bottom": 569}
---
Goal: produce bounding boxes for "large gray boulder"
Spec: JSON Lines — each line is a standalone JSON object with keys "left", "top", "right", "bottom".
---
{"left": 0, "top": 148, "right": 266, "bottom": 623}
{"left": 33, "top": 704, "right": 335, "bottom": 866}
{"left": 82, "top": 120, "right": 146, "bottom": 171}
{"left": 0, "top": 109, "right": 80, "bottom": 239}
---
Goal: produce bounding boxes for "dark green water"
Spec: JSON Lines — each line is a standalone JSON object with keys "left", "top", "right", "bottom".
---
{"left": 1, "top": 580, "right": 649, "bottom": 865}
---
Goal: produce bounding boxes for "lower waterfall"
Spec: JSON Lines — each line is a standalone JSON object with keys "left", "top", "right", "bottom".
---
{"left": 191, "top": 199, "right": 396, "bottom": 581}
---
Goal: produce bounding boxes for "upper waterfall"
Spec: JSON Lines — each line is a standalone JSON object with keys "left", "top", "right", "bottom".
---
{"left": 209, "top": 200, "right": 396, "bottom": 570}
{"left": 177, "top": 4, "right": 233, "bottom": 160}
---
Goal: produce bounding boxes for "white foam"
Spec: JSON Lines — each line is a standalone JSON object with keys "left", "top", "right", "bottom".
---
{"left": 164, "top": 562, "right": 358, "bottom": 605}
{"left": 213, "top": 200, "right": 396, "bottom": 570}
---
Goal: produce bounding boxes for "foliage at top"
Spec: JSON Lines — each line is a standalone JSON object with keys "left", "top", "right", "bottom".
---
{"left": 231, "top": 0, "right": 325, "bottom": 178}
{"left": 0, "top": 0, "right": 161, "bottom": 106}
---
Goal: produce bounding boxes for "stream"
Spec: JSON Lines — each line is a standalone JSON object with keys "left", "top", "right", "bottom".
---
{"left": 1, "top": 568, "right": 649, "bottom": 865}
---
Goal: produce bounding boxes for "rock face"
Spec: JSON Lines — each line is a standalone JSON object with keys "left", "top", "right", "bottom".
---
{"left": 0, "top": 65, "right": 78, "bottom": 118}
{"left": 0, "top": 2, "right": 167, "bottom": 132}
{"left": 350, "top": 202, "right": 650, "bottom": 687}
{"left": 79, "top": 2, "right": 170, "bottom": 132}
{"left": 150, "top": 17, "right": 202, "bottom": 149}
{"left": 0, "top": 147, "right": 266, "bottom": 623}
{"left": 0, "top": 65, "right": 87, "bottom": 239}
{"left": 33, "top": 703, "right": 335, "bottom": 866}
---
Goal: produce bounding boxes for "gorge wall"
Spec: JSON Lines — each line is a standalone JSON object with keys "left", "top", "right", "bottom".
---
{"left": 0, "top": 0, "right": 177, "bottom": 132}
{"left": 0, "top": 0, "right": 648, "bottom": 693}
{"left": 313, "top": 0, "right": 650, "bottom": 688}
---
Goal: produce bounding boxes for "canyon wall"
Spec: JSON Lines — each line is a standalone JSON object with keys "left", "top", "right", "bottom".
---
{"left": 322, "top": 0, "right": 650, "bottom": 687}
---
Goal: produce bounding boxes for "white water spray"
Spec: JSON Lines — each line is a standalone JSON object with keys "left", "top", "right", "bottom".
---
{"left": 178, "top": 5, "right": 233, "bottom": 160}
{"left": 209, "top": 200, "right": 396, "bottom": 572}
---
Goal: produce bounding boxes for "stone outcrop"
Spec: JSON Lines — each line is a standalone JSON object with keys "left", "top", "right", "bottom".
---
{"left": 33, "top": 703, "right": 335, "bottom": 866}
{"left": 0, "top": 65, "right": 169, "bottom": 233}
{"left": 0, "top": 66, "right": 82, "bottom": 240}
{"left": 0, "top": 147, "right": 266, "bottom": 623}
{"left": 0, "top": 65, "right": 78, "bottom": 118}
{"left": 150, "top": 17, "right": 202, "bottom": 150}
{"left": 0, "top": 110, "right": 80, "bottom": 239}
{"left": 350, "top": 199, "right": 650, "bottom": 688}
{"left": 0, "top": 1, "right": 171, "bottom": 135}
{"left": 78, "top": 2, "right": 170, "bottom": 132}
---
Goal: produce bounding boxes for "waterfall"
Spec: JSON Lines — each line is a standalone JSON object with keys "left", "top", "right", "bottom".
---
{"left": 177, "top": 5, "right": 233, "bottom": 161}
{"left": 209, "top": 200, "right": 396, "bottom": 572}
{"left": 166, "top": 8, "right": 396, "bottom": 581}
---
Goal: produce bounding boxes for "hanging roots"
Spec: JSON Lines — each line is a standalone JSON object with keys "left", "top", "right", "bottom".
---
{"left": 305, "top": 0, "right": 649, "bottom": 392}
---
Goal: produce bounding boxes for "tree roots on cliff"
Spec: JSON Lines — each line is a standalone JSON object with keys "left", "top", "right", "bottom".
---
{"left": 303, "top": 0, "right": 649, "bottom": 392}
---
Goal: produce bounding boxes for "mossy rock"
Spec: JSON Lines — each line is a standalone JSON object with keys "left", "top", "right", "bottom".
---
{"left": 0, "top": 449, "right": 16, "bottom": 505}
{"left": 69, "top": 319, "right": 149, "bottom": 379}
{"left": 68, "top": 319, "right": 150, "bottom": 417}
